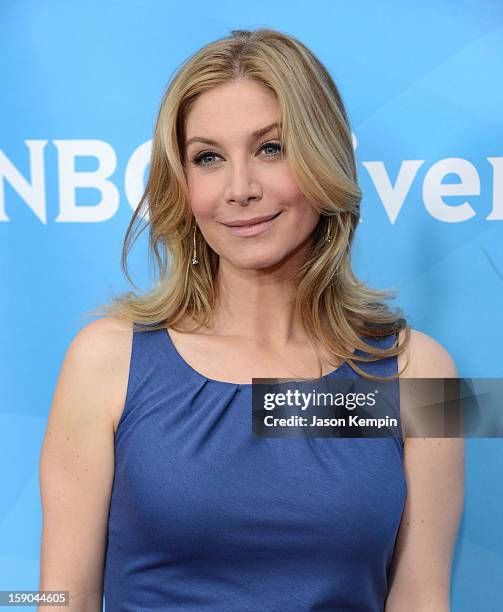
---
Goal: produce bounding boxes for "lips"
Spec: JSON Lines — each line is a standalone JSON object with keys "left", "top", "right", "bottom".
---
{"left": 223, "top": 212, "right": 281, "bottom": 227}
{"left": 222, "top": 211, "right": 282, "bottom": 237}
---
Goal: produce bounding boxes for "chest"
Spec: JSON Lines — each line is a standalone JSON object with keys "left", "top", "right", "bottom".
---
{"left": 112, "top": 396, "right": 407, "bottom": 565}
{"left": 167, "top": 328, "right": 346, "bottom": 383}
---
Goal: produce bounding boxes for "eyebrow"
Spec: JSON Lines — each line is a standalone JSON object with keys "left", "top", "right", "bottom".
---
{"left": 185, "top": 122, "right": 281, "bottom": 148}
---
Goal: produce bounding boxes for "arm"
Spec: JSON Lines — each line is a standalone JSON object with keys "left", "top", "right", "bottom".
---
{"left": 386, "top": 330, "right": 465, "bottom": 612}
{"left": 38, "top": 317, "right": 131, "bottom": 611}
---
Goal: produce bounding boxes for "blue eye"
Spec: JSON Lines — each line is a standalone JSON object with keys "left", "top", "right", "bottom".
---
{"left": 192, "top": 141, "right": 283, "bottom": 167}
{"left": 193, "top": 152, "right": 218, "bottom": 166}
{"left": 262, "top": 142, "right": 282, "bottom": 156}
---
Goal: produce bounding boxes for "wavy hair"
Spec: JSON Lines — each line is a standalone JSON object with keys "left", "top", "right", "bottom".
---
{"left": 87, "top": 27, "right": 411, "bottom": 382}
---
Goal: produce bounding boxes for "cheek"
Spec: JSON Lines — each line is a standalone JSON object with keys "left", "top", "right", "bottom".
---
{"left": 270, "top": 169, "right": 316, "bottom": 216}
{"left": 187, "top": 178, "right": 218, "bottom": 219}
{"left": 278, "top": 183, "right": 318, "bottom": 222}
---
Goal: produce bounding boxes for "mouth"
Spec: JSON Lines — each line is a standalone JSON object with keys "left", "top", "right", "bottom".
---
{"left": 222, "top": 211, "right": 282, "bottom": 237}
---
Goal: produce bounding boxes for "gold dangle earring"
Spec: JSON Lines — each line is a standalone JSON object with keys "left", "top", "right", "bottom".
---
{"left": 325, "top": 216, "right": 332, "bottom": 245}
{"left": 191, "top": 223, "right": 199, "bottom": 265}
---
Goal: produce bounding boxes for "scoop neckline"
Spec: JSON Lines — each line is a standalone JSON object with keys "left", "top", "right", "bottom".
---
{"left": 163, "top": 327, "right": 356, "bottom": 389}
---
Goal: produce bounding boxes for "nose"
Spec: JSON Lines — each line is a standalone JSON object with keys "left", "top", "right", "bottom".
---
{"left": 225, "top": 158, "right": 262, "bottom": 206}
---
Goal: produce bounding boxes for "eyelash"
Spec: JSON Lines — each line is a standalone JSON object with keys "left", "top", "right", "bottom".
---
{"left": 190, "top": 141, "right": 283, "bottom": 167}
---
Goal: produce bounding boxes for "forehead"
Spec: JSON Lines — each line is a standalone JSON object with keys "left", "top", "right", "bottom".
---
{"left": 185, "top": 80, "right": 280, "bottom": 137}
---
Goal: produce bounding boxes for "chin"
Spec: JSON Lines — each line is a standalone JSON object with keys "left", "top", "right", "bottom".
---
{"left": 231, "top": 258, "right": 277, "bottom": 271}
{"left": 226, "top": 249, "right": 291, "bottom": 272}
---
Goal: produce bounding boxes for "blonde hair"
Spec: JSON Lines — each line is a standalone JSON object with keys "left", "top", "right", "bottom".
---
{"left": 87, "top": 27, "right": 411, "bottom": 382}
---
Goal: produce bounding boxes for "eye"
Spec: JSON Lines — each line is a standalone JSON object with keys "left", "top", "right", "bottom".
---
{"left": 260, "top": 141, "right": 283, "bottom": 157}
{"left": 192, "top": 151, "right": 220, "bottom": 166}
{"left": 190, "top": 141, "right": 283, "bottom": 167}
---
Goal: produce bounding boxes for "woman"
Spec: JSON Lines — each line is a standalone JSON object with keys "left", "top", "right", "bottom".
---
{"left": 39, "top": 28, "right": 464, "bottom": 611}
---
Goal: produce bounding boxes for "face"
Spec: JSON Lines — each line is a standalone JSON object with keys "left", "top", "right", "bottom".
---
{"left": 183, "top": 78, "right": 320, "bottom": 273}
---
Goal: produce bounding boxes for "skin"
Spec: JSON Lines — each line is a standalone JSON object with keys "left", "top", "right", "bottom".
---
{"left": 38, "top": 78, "right": 464, "bottom": 611}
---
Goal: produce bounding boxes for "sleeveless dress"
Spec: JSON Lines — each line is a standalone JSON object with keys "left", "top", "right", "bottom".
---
{"left": 103, "top": 327, "right": 407, "bottom": 612}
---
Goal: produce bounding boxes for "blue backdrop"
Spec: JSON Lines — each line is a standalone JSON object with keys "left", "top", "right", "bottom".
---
{"left": 1, "top": 1, "right": 502, "bottom": 609}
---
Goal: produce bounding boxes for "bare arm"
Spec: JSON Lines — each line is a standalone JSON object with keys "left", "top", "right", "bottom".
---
{"left": 38, "top": 317, "right": 131, "bottom": 611}
{"left": 386, "top": 330, "right": 465, "bottom": 612}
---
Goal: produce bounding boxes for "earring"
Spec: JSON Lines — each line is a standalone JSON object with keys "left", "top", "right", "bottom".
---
{"left": 325, "top": 217, "right": 332, "bottom": 244}
{"left": 191, "top": 223, "right": 199, "bottom": 265}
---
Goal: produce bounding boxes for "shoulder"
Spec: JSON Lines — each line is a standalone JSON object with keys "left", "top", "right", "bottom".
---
{"left": 69, "top": 316, "right": 134, "bottom": 381}
{"left": 71, "top": 316, "right": 134, "bottom": 366}
{"left": 74, "top": 315, "right": 133, "bottom": 343}
{"left": 397, "top": 327, "right": 458, "bottom": 378}
{"left": 69, "top": 316, "right": 134, "bottom": 432}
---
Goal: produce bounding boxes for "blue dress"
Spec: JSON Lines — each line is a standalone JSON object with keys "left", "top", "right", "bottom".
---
{"left": 103, "top": 326, "right": 406, "bottom": 611}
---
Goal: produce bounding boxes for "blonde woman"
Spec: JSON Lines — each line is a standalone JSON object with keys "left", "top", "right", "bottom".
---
{"left": 39, "top": 28, "right": 464, "bottom": 611}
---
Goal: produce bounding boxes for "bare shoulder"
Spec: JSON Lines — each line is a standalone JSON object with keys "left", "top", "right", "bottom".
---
{"left": 396, "top": 327, "right": 459, "bottom": 441}
{"left": 75, "top": 315, "right": 133, "bottom": 342}
{"left": 397, "top": 327, "right": 458, "bottom": 378}
{"left": 71, "top": 316, "right": 134, "bottom": 433}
